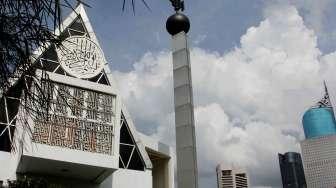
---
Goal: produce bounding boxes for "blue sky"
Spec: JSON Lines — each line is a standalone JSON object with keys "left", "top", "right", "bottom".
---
{"left": 85, "top": 0, "right": 265, "bottom": 71}
{"left": 84, "top": 0, "right": 336, "bottom": 71}
{"left": 76, "top": 0, "right": 336, "bottom": 187}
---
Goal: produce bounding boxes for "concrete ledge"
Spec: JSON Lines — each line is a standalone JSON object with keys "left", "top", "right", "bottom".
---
{"left": 17, "top": 143, "right": 118, "bottom": 183}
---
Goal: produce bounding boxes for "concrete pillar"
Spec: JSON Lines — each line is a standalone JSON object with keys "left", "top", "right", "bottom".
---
{"left": 171, "top": 31, "right": 198, "bottom": 188}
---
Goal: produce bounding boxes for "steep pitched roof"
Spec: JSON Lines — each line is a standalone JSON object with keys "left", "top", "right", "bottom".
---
{"left": 39, "top": 4, "right": 152, "bottom": 169}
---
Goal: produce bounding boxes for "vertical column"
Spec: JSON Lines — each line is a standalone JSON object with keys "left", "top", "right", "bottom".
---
{"left": 172, "top": 31, "right": 198, "bottom": 188}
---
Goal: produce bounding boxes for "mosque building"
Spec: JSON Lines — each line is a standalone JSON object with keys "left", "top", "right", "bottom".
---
{"left": 0, "top": 4, "right": 173, "bottom": 188}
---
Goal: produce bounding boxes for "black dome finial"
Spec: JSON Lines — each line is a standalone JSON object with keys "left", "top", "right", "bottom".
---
{"left": 166, "top": 12, "right": 190, "bottom": 35}
{"left": 166, "top": 0, "right": 190, "bottom": 35}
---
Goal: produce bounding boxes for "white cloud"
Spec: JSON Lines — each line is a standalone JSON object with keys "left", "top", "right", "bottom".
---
{"left": 193, "top": 34, "right": 207, "bottom": 46}
{"left": 292, "top": 0, "right": 333, "bottom": 33}
{"left": 288, "top": 0, "right": 336, "bottom": 53}
{"left": 268, "top": 0, "right": 334, "bottom": 37}
{"left": 112, "top": 3, "right": 336, "bottom": 188}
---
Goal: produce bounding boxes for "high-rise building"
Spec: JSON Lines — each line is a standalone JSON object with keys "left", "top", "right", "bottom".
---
{"left": 0, "top": 4, "right": 174, "bottom": 188}
{"left": 301, "top": 135, "right": 336, "bottom": 187}
{"left": 300, "top": 83, "right": 336, "bottom": 188}
{"left": 216, "top": 164, "right": 249, "bottom": 188}
{"left": 278, "top": 152, "right": 306, "bottom": 188}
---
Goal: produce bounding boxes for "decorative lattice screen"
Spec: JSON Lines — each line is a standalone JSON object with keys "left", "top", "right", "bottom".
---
{"left": 32, "top": 81, "right": 115, "bottom": 155}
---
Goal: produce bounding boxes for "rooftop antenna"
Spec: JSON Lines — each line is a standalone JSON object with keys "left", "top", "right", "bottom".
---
{"left": 314, "top": 80, "right": 332, "bottom": 108}
{"left": 324, "top": 80, "right": 329, "bottom": 96}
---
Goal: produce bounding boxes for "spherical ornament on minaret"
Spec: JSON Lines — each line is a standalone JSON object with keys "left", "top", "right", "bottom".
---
{"left": 166, "top": 12, "right": 190, "bottom": 35}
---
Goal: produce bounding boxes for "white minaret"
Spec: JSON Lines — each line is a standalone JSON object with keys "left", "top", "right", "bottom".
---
{"left": 166, "top": 2, "right": 199, "bottom": 187}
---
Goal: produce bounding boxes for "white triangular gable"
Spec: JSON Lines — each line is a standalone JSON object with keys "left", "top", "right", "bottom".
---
{"left": 121, "top": 103, "right": 153, "bottom": 169}
{"left": 36, "top": 4, "right": 152, "bottom": 169}
{"left": 61, "top": 4, "right": 152, "bottom": 169}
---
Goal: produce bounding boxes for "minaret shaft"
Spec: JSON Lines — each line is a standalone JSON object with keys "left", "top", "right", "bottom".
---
{"left": 172, "top": 32, "right": 198, "bottom": 188}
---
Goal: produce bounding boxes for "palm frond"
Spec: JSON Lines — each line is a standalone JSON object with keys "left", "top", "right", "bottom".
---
{"left": 122, "top": 0, "right": 126, "bottom": 12}
{"left": 122, "top": 0, "right": 151, "bottom": 14}
{"left": 0, "top": 0, "right": 85, "bottom": 152}
{"left": 141, "top": 0, "right": 151, "bottom": 11}
{"left": 132, "top": 0, "right": 135, "bottom": 15}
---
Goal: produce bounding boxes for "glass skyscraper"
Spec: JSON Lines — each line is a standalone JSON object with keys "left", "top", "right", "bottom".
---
{"left": 300, "top": 82, "right": 336, "bottom": 187}
{"left": 278, "top": 152, "right": 306, "bottom": 188}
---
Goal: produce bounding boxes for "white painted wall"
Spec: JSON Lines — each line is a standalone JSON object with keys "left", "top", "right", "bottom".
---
{"left": 23, "top": 143, "right": 118, "bottom": 169}
{"left": 100, "top": 169, "right": 152, "bottom": 188}
{"left": 0, "top": 149, "right": 154, "bottom": 188}
{"left": 0, "top": 151, "right": 18, "bottom": 182}
{"left": 139, "top": 133, "right": 175, "bottom": 188}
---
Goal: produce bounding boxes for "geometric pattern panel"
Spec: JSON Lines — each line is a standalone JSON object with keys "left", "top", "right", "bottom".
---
{"left": 0, "top": 94, "right": 21, "bottom": 152}
{"left": 37, "top": 16, "right": 110, "bottom": 86}
{"left": 33, "top": 115, "right": 113, "bottom": 155}
{"left": 42, "top": 81, "right": 116, "bottom": 123}
{"left": 32, "top": 81, "right": 115, "bottom": 155}
{"left": 119, "top": 113, "right": 145, "bottom": 171}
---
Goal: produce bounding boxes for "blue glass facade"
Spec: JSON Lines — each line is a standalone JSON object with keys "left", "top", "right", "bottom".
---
{"left": 278, "top": 152, "right": 306, "bottom": 188}
{"left": 302, "top": 107, "right": 336, "bottom": 139}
